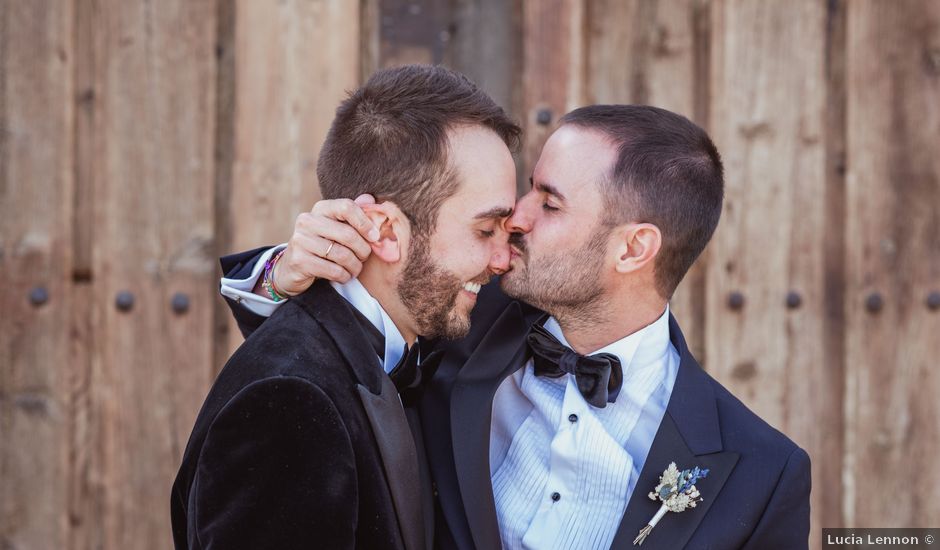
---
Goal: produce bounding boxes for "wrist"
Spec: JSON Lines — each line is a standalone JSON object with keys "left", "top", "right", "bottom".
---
{"left": 262, "top": 249, "right": 291, "bottom": 301}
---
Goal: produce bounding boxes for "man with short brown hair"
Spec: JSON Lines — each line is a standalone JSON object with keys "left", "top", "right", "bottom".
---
{"left": 171, "top": 64, "right": 519, "bottom": 550}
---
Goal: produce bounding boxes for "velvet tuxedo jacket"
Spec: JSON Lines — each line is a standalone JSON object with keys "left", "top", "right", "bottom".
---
{"left": 220, "top": 247, "right": 812, "bottom": 550}
{"left": 171, "top": 278, "right": 428, "bottom": 550}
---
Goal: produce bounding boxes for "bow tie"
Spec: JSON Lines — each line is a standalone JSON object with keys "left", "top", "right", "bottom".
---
{"left": 527, "top": 322, "right": 623, "bottom": 408}
{"left": 350, "top": 306, "right": 440, "bottom": 404}
{"left": 388, "top": 340, "right": 443, "bottom": 406}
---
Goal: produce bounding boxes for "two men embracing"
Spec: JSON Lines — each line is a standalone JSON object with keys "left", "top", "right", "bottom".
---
{"left": 172, "top": 64, "right": 810, "bottom": 550}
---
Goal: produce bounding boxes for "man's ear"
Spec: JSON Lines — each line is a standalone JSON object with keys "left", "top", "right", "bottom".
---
{"left": 612, "top": 222, "right": 662, "bottom": 274}
{"left": 361, "top": 202, "right": 409, "bottom": 264}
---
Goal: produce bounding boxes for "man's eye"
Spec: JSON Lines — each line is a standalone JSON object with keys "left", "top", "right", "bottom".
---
{"left": 542, "top": 202, "right": 559, "bottom": 212}
{"left": 479, "top": 230, "right": 496, "bottom": 238}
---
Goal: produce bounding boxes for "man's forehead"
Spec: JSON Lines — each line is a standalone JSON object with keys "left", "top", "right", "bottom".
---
{"left": 534, "top": 127, "right": 617, "bottom": 191}
{"left": 543, "top": 126, "right": 616, "bottom": 161}
{"left": 443, "top": 179, "right": 515, "bottom": 221}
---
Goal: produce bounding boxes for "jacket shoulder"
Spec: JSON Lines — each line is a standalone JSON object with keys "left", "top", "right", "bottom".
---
{"left": 704, "top": 371, "right": 806, "bottom": 460}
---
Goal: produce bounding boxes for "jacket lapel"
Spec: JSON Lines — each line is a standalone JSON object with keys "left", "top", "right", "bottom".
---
{"left": 610, "top": 314, "right": 739, "bottom": 549}
{"left": 296, "top": 282, "right": 426, "bottom": 550}
{"left": 358, "top": 378, "right": 426, "bottom": 550}
{"left": 448, "top": 302, "right": 533, "bottom": 550}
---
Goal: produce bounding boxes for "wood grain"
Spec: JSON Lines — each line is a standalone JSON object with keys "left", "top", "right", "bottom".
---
{"left": 843, "top": 0, "right": 940, "bottom": 528}
{"left": 0, "top": 1, "right": 75, "bottom": 548}
{"left": 450, "top": 0, "right": 523, "bottom": 125}
{"left": 521, "top": 0, "right": 585, "bottom": 178}
{"left": 586, "top": 0, "right": 709, "bottom": 360}
{"left": 223, "top": 0, "right": 361, "bottom": 355}
{"left": 89, "top": 1, "right": 218, "bottom": 547}
{"left": 706, "top": 1, "right": 838, "bottom": 544}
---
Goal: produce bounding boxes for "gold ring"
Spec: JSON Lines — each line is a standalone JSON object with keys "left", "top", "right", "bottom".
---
{"left": 324, "top": 241, "right": 335, "bottom": 258}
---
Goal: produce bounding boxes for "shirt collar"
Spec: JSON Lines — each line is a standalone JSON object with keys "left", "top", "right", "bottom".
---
{"left": 330, "top": 278, "right": 407, "bottom": 374}
{"left": 542, "top": 305, "right": 672, "bottom": 374}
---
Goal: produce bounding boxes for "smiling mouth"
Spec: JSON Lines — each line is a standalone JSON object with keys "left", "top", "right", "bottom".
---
{"left": 462, "top": 282, "right": 482, "bottom": 294}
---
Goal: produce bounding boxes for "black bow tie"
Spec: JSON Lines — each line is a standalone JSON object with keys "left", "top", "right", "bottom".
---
{"left": 349, "top": 306, "right": 440, "bottom": 403}
{"left": 527, "top": 322, "right": 623, "bottom": 408}
{"left": 389, "top": 342, "right": 421, "bottom": 390}
{"left": 388, "top": 340, "right": 443, "bottom": 406}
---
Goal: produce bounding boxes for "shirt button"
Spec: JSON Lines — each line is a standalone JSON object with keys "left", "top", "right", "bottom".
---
{"left": 551, "top": 492, "right": 561, "bottom": 502}
{"left": 568, "top": 413, "right": 578, "bottom": 423}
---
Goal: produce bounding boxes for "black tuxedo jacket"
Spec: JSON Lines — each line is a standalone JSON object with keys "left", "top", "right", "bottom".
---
{"left": 219, "top": 247, "right": 811, "bottom": 550}
{"left": 171, "top": 277, "right": 427, "bottom": 550}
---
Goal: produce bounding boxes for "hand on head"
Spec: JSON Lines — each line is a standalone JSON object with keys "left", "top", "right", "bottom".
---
{"left": 272, "top": 194, "right": 379, "bottom": 295}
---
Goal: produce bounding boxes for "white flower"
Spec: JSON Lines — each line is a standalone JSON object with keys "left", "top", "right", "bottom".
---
{"left": 660, "top": 462, "right": 680, "bottom": 486}
{"left": 635, "top": 462, "right": 710, "bottom": 546}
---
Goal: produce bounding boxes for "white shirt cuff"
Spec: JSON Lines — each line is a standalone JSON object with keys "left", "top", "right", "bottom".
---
{"left": 219, "top": 244, "right": 288, "bottom": 318}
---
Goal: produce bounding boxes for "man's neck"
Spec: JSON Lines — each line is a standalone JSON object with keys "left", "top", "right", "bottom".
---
{"left": 357, "top": 261, "right": 419, "bottom": 345}
{"left": 553, "top": 292, "right": 668, "bottom": 355}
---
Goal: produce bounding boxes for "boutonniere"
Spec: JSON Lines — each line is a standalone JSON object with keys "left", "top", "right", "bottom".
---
{"left": 633, "top": 462, "right": 709, "bottom": 546}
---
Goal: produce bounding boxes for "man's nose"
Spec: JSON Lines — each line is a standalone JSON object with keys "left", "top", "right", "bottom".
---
{"left": 505, "top": 203, "right": 532, "bottom": 234}
{"left": 489, "top": 242, "right": 510, "bottom": 275}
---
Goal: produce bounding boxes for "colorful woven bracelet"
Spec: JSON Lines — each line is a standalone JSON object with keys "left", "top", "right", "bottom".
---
{"left": 262, "top": 248, "right": 289, "bottom": 302}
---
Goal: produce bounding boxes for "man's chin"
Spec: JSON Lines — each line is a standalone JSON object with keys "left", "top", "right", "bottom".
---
{"left": 427, "top": 316, "right": 471, "bottom": 341}
{"left": 417, "top": 298, "right": 473, "bottom": 341}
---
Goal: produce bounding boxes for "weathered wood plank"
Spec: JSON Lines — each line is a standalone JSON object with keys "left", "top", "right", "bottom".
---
{"left": 227, "top": 0, "right": 360, "bottom": 247}
{"left": 365, "top": 0, "right": 522, "bottom": 120}
{"left": 223, "top": 0, "right": 361, "bottom": 355}
{"left": 706, "top": 1, "right": 836, "bottom": 544}
{"left": 843, "top": 0, "right": 940, "bottom": 528}
{"left": 68, "top": 2, "right": 102, "bottom": 548}
{"left": 819, "top": 0, "right": 849, "bottom": 539}
{"left": 0, "top": 1, "right": 75, "bottom": 549}
{"left": 377, "top": 0, "right": 452, "bottom": 67}
{"left": 450, "top": 0, "right": 523, "bottom": 124}
{"left": 587, "top": 0, "right": 698, "bottom": 112}
{"left": 521, "top": 0, "right": 585, "bottom": 179}
{"left": 225, "top": 0, "right": 361, "bottom": 249}
{"left": 90, "top": 1, "right": 218, "bottom": 547}
{"left": 586, "top": 0, "right": 708, "bottom": 361}
{"left": 370, "top": 0, "right": 524, "bottom": 183}
{"left": 212, "top": 0, "right": 238, "bottom": 374}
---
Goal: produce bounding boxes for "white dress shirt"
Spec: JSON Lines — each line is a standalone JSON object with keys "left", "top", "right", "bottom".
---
{"left": 221, "top": 257, "right": 679, "bottom": 548}
{"left": 220, "top": 244, "right": 288, "bottom": 318}
{"left": 219, "top": 244, "right": 406, "bottom": 374}
{"left": 489, "top": 308, "right": 678, "bottom": 550}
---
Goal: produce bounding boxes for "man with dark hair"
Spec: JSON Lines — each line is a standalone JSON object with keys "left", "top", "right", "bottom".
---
{"left": 221, "top": 104, "right": 811, "bottom": 548}
{"left": 171, "top": 64, "right": 519, "bottom": 550}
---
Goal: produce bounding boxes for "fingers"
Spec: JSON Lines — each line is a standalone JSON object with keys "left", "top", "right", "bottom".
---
{"left": 354, "top": 193, "right": 376, "bottom": 206}
{"left": 271, "top": 198, "right": 380, "bottom": 295}
{"left": 278, "top": 250, "right": 356, "bottom": 287}
{"left": 311, "top": 198, "right": 380, "bottom": 243}
{"left": 296, "top": 212, "right": 373, "bottom": 262}
{"left": 292, "top": 233, "right": 363, "bottom": 280}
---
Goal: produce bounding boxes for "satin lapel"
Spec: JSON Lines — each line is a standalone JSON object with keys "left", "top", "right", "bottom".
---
{"left": 296, "top": 281, "right": 387, "bottom": 393}
{"left": 404, "top": 406, "right": 435, "bottom": 550}
{"left": 611, "top": 315, "right": 739, "bottom": 549}
{"left": 358, "top": 376, "right": 425, "bottom": 550}
{"left": 297, "top": 282, "right": 425, "bottom": 550}
{"left": 449, "top": 302, "right": 531, "bottom": 550}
